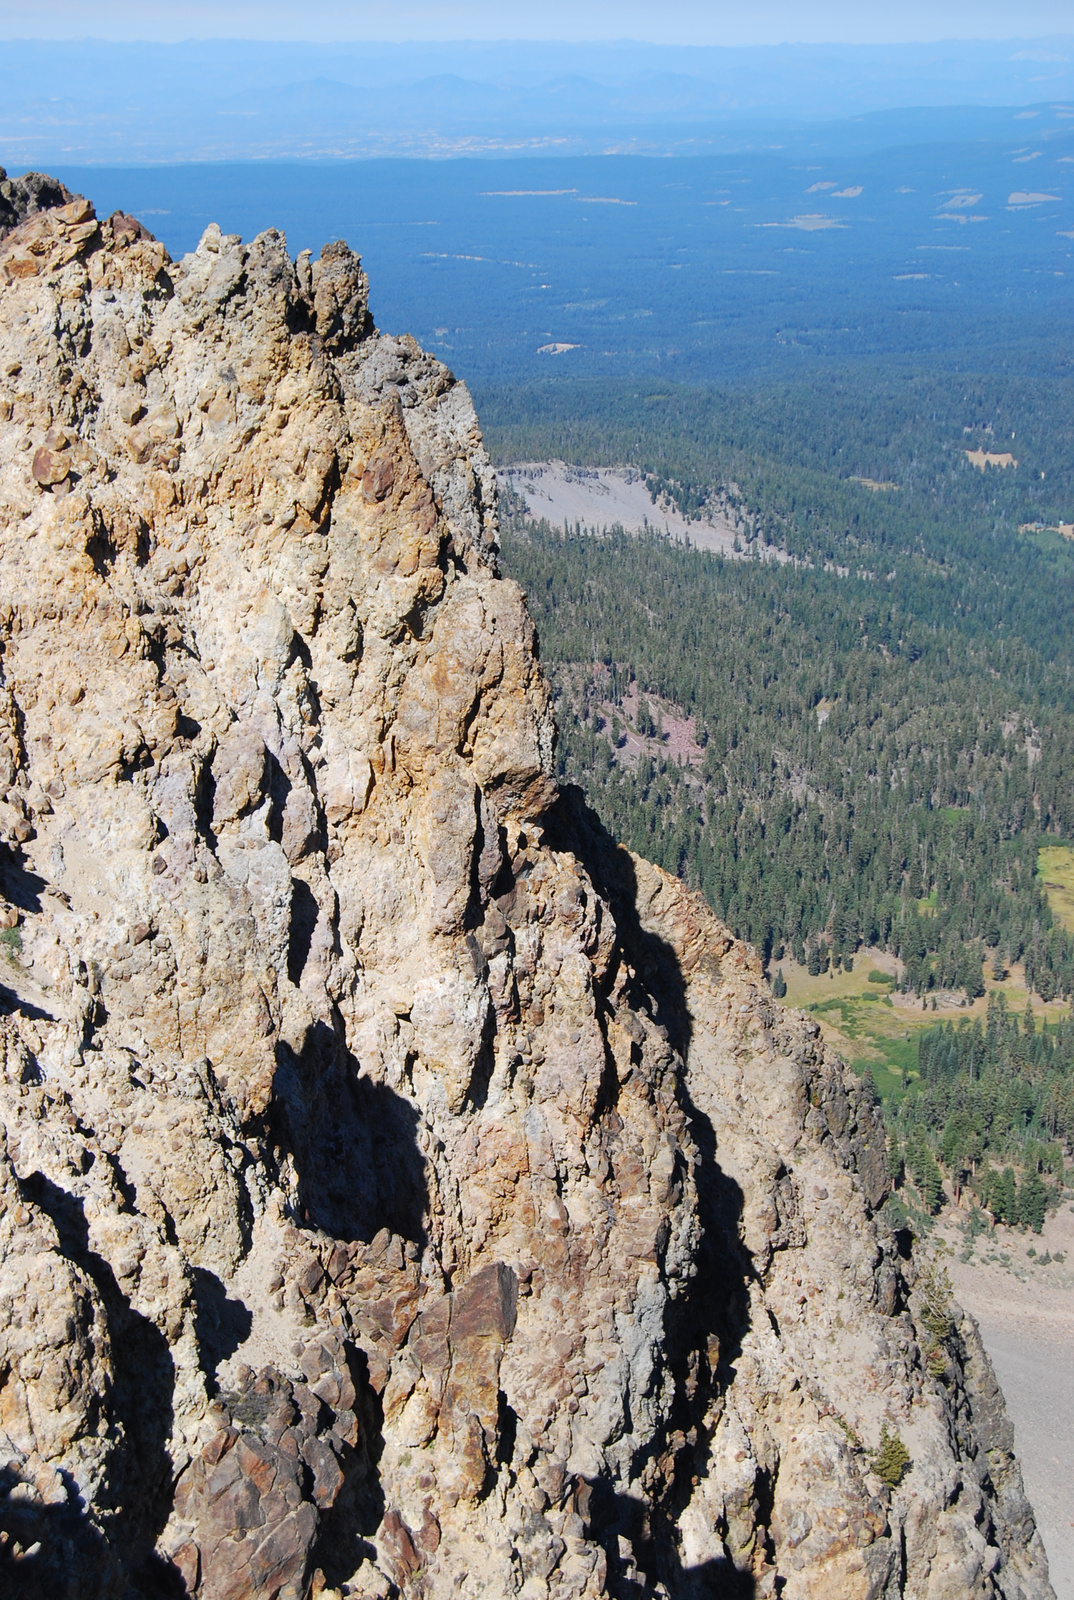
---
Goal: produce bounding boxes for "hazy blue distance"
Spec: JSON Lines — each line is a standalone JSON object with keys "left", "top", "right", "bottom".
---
{"left": 45, "top": 107, "right": 1074, "bottom": 391}
{"left": 2, "top": 38, "right": 1074, "bottom": 166}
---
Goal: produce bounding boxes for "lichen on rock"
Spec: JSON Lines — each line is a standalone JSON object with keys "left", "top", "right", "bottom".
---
{"left": 0, "top": 179, "right": 1054, "bottom": 1599}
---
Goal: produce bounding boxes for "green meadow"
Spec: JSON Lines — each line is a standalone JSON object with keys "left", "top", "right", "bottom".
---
{"left": 778, "top": 949, "right": 1070, "bottom": 1106}
{"left": 1038, "top": 844, "right": 1074, "bottom": 936}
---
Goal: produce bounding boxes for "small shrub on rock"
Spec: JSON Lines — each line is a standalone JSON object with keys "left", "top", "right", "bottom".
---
{"left": 871, "top": 1424, "right": 911, "bottom": 1488}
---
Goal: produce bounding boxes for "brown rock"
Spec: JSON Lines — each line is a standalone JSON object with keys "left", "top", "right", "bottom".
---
{"left": 449, "top": 1260, "right": 518, "bottom": 1344}
{"left": 31, "top": 444, "right": 69, "bottom": 486}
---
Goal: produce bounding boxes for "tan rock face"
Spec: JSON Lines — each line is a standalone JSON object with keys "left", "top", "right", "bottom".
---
{"left": 0, "top": 183, "right": 1053, "bottom": 1600}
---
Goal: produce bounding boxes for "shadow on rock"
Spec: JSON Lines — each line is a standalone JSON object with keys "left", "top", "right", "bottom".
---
{"left": 310, "top": 1345, "right": 389, "bottom": 1592}
{"left": 190, "top": 1265, "right": 254, "bottom": 1390}
{"left": 0, "top": 979, "right": 52, "bottom": 1021}
{"left": 547, "top": 790, "right": 757, "bottom": 1590}
{"left": 665, "top": 1558, "right": 757, "bottom": 1600}
{"left": 0, "top": 1460, "right": 125, "bottom": 1600}
{"left": 272, "top": 1019, "right": 428, "bottom": 1248}
{"left": 579, "top": 1479, "right": 757, "bottom": 1599}
{"left": 546, "top": 787, "right": 695, "bottom": 1063}
{"left": 0, "top": 843, "right": 45, "bottom": 915}
{"left": 286, "top": 878, "right": 320, "bottom": 986}
{"left": 20, "top": 1173, "right": 176, "bottom": 1592}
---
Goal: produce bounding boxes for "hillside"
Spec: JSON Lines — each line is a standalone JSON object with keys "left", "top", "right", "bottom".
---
{"left": 499, "top": 521, "right": 1074, "bottom": 1006}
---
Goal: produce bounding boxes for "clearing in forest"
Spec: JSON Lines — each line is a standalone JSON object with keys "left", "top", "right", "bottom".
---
{"left": 498, "top": 461, "right": 757, "bottom": 556}
{"left": 1038, "top": 844, "right": 1074, "bottom": 934}
{"left": 776, "top": 950, "right": 1070, "bottom": 1102}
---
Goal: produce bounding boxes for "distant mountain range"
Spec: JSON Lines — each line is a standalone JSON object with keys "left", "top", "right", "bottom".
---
{"left": 2, "top": 36, "right": 1073, "bottom": 163}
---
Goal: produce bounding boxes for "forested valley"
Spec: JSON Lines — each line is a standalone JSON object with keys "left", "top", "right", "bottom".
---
{"left": 891, "top": 997, "right": 1074, "bottom": 1231}
{"left": 493, "top": 374, "right": 1074, "bottom": 1226}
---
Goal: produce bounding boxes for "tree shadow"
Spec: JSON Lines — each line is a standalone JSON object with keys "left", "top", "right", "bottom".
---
{"left": 287, "top": 878, "right": 320, "bottom": 985}
{"left": 660, "top": 1555, "right": 757, "bottom": 1600}
{"left": 19, "top": 1173, "right": 176, "bottom": 1592}
{"left": 264, "top": 748, "right": 292, "bottom": 848}
{"left": 578, "top": 1480, "right": 757, "bottom": 1599}
{"left": 272, "top": 1019, "right": 428, "bottom": 1248}
{"left": 545, "top": 787, "right": 694, "bottom": 1062}
{"left": 0, "top": 845, "right": 53, "bottom": 1019}
{"left": 546, "top": 789, "right": 758, "bottom": 1593}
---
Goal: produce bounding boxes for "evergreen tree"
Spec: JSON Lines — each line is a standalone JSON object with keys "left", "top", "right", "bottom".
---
{"left": 1018, "top": 1170, "right": 1048, "bottom": 1234}
{"left": 917, "top": 1151, "right": 944, "bottom": 1214}
{"left": 871, "top": 1425, "right": 911, "bottom": 1489}
{"left": 886, "top": 1135, "right": 904, "bottom": 1191}
{"left": 990, "top": 1167, "right": 1018, "bottom": 1225}
{"left": 907, "top": 1129, "right": 944, "bottom": 1213}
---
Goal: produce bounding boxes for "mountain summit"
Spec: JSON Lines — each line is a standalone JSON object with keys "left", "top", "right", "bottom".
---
{"left": 0, "top": 182, "right": 1053, "bottom": 1600}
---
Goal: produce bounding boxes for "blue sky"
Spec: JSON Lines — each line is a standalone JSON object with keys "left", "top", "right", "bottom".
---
{"left": 3, "top": 0, "right": 1073, "bottom": 44}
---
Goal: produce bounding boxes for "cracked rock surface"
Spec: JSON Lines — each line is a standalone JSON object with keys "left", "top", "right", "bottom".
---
{"left": 0, "top": 180, "right": 1055, "bottom": 1600}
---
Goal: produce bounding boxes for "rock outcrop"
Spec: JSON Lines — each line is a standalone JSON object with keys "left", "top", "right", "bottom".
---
{"left": 0, "top": 180, "right": 1054, "bottom": 1599}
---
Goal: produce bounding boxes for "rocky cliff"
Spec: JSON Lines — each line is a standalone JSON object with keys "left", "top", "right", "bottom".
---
{"left": 0, "top": 178, "right": 1054, "bottom": 1600}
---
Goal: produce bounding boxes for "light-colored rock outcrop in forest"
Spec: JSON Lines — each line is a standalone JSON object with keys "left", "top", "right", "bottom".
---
{"left": 0, "top": 173, "right": 1055, "bottom": 1599}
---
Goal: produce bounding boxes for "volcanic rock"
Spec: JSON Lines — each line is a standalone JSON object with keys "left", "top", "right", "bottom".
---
{"left": 0, "top": 182, "right": 1054, "bottom": 1599}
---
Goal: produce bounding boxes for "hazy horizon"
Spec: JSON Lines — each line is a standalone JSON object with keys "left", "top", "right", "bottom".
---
{"left": 3, "top": 34, "right": 1074, "bottom": 168}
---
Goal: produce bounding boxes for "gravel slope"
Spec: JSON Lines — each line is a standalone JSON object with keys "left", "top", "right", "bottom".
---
{"left": 949, "top": 1204, "right": 1074, "bottom": 1600}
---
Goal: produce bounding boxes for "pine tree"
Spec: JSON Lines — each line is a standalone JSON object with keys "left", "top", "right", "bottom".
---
{"left": 907, "top": 1129, "right": 944, "bottom": 1213}
{"left": 958, "top": 942, "right": 985, "bottom": 1000}
{"left": 871, "top": 1424, "right": 911, "bottom": 1488}
{"left": 991, "top": 1167, "right": 1018, "bottom": 1225}
{"left": 1018, "top": 1170, "right": 1047, "bottom": 1234}
{"left": 965, "top": 1131, "right": 983, "bottom": 1176}
{"left": 918, "top": 1151, "right": 944, "bottom": 1214}
{"left": 886, "top": 1134, "right": 903, "bottom": 1190}
{"left": 772, "top": 968, "right": 787, "bottom": 999}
